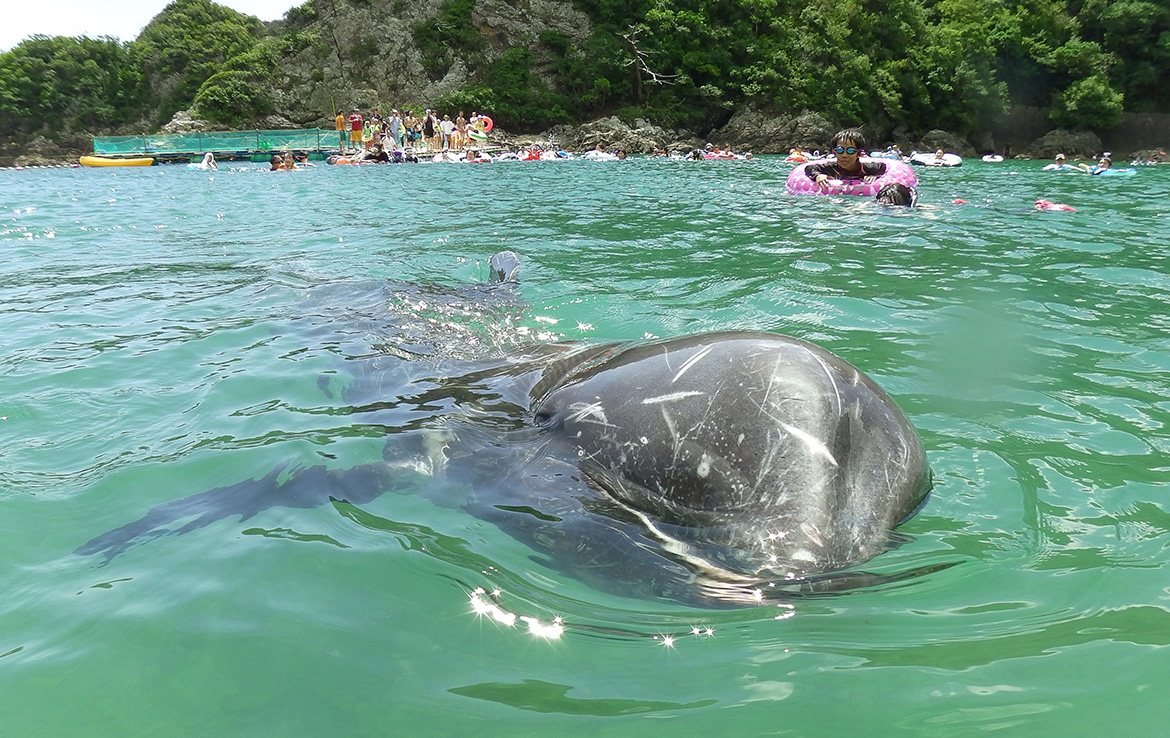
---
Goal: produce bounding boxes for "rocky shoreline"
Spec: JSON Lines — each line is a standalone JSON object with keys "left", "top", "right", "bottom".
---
{"left": 3, "top": 108, "right": 1161, "bottom": 167}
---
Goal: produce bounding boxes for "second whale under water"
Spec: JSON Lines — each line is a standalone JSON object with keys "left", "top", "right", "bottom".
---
{"left": 79, "top": 252, "right": 937, "bottom": 606}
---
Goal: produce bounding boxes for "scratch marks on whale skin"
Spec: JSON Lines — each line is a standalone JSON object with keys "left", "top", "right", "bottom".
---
{"left": 758, "top": 350, "right": 816, "bottom": 421}
{"left": 670, "top": 345, "right": 714, "bottom": 383}
{"left": 659, "top": 406, "right": 683, "bottom": 464}
{"left": 641, "top": 390, "right": 707, "bottom": 405}
{"left": 779, "top": 422, "right": 839, "bottom": 467}
{"left": 806, "top": 351, "right": 845, "bottom": 419}
{"left": 654, "top": 390, "right": 727, "bottom": 476}
{"left": 752, "top": 431, "right": 785, "bottom": 500}
{"left": 566, "top": 401, "right": 612, "bottom": 426}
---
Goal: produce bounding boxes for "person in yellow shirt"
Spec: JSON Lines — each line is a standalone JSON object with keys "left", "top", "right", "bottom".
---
{"left": 334, "top": 109, "right": 346, "bottom": 150}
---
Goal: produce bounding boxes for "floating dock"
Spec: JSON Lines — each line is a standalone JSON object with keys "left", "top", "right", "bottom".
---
{"left": 93, "top": 128, "right": 340, "bottom": 163}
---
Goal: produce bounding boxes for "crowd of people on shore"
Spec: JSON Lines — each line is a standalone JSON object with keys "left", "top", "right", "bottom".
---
{"left": 328, "top": 106, "right": 772, "bottom": 163}
{"left": 334, "top": 107, "right": 492, "bottom": 155}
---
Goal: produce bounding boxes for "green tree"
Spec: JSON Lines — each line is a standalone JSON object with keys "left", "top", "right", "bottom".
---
{"left": 1079, "top": 0, "right": 1170, "bottom": 112}
{"left": 193, "top": 71, "right": 273, "bottom": 123}
{"left": 0, "top": 35, "right": 144, "bottom": 139}
{"left": 191, "top": 36, "right": 300, "bottom": 126}
{"left": 1049, "top": 73, "right": 1125, "bottom": 128}
{"left": 134, "top": 0, "right": 265, "bottom": 125}
{"left": 437, "top": 47, "right": 572, "bottom": 129}
{"left": 412, "top": 0, "right": 485, "bottom": 79}
{"left": 914, "top": 0, "right": 1009, "bottom": 136}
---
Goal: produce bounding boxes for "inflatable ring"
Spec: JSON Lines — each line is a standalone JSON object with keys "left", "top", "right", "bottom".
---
{"left": 468, "top": 129, "right": 488, "bottom": 142}
{"left": 785, "top": 158, "right": 918, "bottom": 197}
{"left": 480, "top": 115, "right": 494, "bottom": 133}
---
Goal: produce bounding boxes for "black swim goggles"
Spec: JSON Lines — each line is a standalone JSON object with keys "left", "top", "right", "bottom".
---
{"left": 833, "top": 146, "right": 859, "bottom": 155}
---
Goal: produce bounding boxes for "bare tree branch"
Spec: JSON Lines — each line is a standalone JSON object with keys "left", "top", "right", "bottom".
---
{"left": 619, "top": 26, "right": 677, "bottom": 105}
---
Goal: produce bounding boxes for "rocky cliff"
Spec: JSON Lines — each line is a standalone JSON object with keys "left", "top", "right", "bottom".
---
{"left": 271, "top": 0, "right": 593, "bottom": 128}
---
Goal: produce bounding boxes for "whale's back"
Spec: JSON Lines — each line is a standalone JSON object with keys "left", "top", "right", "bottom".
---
{"left": 533, "top": 331, "right": 931, "bottom": 578}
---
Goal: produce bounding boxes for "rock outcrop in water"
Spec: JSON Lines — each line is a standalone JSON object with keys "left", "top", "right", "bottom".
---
{"left": 708, "top": 110, "right": 837, "bottom": 155}
{"left": 1022, "top": 129, "right": 1105, "bottom": 160}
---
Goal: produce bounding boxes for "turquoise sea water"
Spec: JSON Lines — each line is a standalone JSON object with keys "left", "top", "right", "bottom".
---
{"left": 2, "top": 157, "right": 1169, "bottom": 736}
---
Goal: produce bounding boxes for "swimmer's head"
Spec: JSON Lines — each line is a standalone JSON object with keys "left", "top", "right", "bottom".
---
{"left": 876, "top": 183, "right": 914, "bottom": 206}
{"left": 830, "top": 128, "right": 867, "bottom": 151}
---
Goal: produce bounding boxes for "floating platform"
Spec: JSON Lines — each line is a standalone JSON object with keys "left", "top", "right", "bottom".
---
{"left": 93, "top": 129, "right": 340, "bottom": 163}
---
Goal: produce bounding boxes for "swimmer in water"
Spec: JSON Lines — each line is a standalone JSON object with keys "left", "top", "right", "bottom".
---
{"left": 808, "top": 129, "right": 887, "bottom": 190}
{"left": 1043, "top": 153, "right": 1090, "bottom": 172}
{"left": 875, "top": 182, "right": 915, "bottom": 206}
{"left": 1088, "top": 155, "right": 1113, "bottom": 174}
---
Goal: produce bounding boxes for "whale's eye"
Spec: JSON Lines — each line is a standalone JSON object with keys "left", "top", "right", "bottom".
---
{"left": 534, "top": 410, "right": 554, "bottom": 426}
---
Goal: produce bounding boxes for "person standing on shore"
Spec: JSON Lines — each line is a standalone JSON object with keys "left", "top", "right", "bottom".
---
{"left": 362, "top": 117, "right": 379, "bottom": 149}
{"left": 403, "top": 110, "right": 419, "bottom": 148}
{"left": 348, "top": 108, "right": 364, "bottom": 152}
{"left": 334, "top": 109, "right": 345, "bottom": 150}
{"left": 423, "top": 110, "right": 440, "bottom": 152}
{"left": 454, "top": 112, "right": 468, "bottom": 151}
{"left": 439, "top": 115, "right": 456, "bottom": 150}
{"left": 388, "top": 110, "right": 404, "bottom": 149}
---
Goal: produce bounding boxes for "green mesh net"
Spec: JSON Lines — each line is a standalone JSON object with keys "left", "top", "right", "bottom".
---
{"left": 93, "top": 129, "right": 340, "bottom": 156}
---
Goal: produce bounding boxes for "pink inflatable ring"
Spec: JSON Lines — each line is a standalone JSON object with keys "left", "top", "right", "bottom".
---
{"left": 786, "top": 158, "right": 918, "bottom": 197}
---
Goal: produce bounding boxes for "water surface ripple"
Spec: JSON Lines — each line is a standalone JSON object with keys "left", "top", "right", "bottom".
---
{"left": 2, "top": 159, "right": 1168, "bottom": 736}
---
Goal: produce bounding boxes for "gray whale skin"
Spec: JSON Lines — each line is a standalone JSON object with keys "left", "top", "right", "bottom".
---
{"left": 78, "top": 261, "right": 934, "bottom": 605}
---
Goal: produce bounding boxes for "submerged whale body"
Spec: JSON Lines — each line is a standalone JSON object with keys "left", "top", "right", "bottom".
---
{"left": 78, "top": 253, "right": 934, "bottom": 605}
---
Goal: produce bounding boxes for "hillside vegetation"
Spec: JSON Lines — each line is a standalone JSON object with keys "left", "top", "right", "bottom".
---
{"left": 1, "top": 0, "right": 1166, "bottom": 150}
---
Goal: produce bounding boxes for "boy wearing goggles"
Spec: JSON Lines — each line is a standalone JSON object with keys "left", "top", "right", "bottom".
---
{"left": 807, "top": 128, "right": 888, "bottom": 190}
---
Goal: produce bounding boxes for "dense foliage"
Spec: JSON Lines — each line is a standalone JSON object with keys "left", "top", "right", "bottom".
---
{"left": 412, "top": 0, "right": 485, "bottom": 79}
{"left": 0, "top": 36, "right": 145, "bottom": 139}
{"left": 136, "top": 0, "right": 266, "bottom": 125}
{"left": 1, "top": 0, "right": 1166, "bottom": 148}
{"left": 554, "top": 0, "right": 1152, "bottom": 132}
{"left": 398, "top": 0, "right": 1165, "bottom": 133}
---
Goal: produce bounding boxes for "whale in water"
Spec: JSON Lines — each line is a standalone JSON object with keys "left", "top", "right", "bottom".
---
{"left": 78, "top": 253, "right": 934, "bottom": 605}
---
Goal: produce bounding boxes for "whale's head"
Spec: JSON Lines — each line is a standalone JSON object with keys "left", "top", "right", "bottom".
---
{"left": 531, "top": 331, "right": 931, "bottom": 579}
